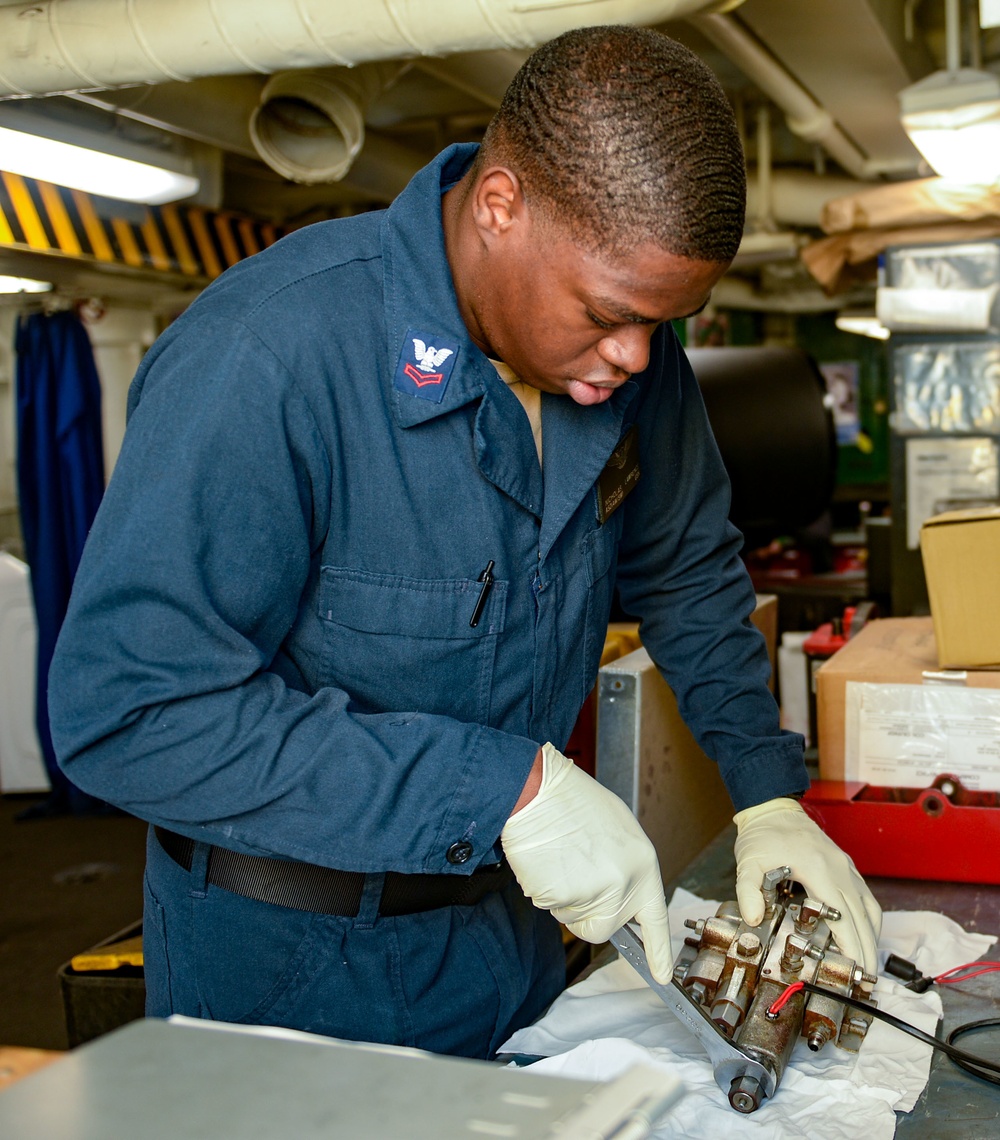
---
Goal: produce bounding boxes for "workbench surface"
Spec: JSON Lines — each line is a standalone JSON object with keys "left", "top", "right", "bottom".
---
{"left": 668, "top": 825, "right": 1000, "bottom": 1139}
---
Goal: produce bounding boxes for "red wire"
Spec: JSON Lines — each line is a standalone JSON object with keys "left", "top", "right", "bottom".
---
{"left": 767, "top": 980, "right": 805, "bottom": 1016}
{"left": 935, "top": 963, "right": 1000, "bottom": 985}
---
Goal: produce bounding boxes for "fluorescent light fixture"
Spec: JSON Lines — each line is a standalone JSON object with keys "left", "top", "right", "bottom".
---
{"left": 0, "top": 125, "right": 199, "bottom": 204}
{"left": 0, "top": 275, "right": 52, "bottom": 294}
{"left": 900, "top": 67, "right": 1000, "bottom": 184}
{"left": 836, "top": 312, "right": 890, "bottom": 340}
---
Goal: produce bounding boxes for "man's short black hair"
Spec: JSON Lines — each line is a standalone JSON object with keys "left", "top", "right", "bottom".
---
{"left": 479, "top": 24, "right": 746, "bottom": 262}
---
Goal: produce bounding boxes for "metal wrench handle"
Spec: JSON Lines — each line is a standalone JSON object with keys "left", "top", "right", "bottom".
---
{"left": 609, "top": 924, "right": 777, "bottom": 1102}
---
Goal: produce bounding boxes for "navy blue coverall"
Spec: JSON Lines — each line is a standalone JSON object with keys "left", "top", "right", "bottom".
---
{"left": 48, "top": 144, "right": 808, "bottom": 1057}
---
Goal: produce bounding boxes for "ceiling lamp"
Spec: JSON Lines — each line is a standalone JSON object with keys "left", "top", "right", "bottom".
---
{"left": 0, "top": 275, "right": 52, "bottom": 294}
{"left": 835, "top": 311, "right": 890, "bottom": 340}
{"left": 899, "top": 0, "right": 1000, "bottom": 183}
{"left": 0, "top": 124, "right": 199, "bottom": 205}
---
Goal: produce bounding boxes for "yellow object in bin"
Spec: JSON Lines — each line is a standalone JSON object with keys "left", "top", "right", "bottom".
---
{"left": 600, "top": 622, "right": 642, "bottom": 667}
{"left": 70, "top": 934, "right": 144, "bottom": 972}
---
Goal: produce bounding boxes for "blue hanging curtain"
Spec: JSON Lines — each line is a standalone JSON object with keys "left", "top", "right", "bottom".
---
{"left": 16, "top": 308, "right": 106, "bottom": 815}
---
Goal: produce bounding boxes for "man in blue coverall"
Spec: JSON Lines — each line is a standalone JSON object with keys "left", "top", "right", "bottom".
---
{"left": 48, "top": 26, "right": 881, "bottom": 1059}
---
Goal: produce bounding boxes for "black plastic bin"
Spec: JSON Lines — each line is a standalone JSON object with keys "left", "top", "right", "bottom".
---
{"left": 58, "top": 919, "right": 146, "bottom": 1047}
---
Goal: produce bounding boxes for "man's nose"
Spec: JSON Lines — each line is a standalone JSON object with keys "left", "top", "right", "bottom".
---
{"left": 598, "top": 326, "right": 654, "bottom": 377}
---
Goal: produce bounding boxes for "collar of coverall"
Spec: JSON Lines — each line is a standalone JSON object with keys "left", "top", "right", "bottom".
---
{"left": 380, "top": 142, "right": 640, "bottom": 435}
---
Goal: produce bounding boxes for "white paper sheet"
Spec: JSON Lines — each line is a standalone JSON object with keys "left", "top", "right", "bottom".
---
{"left": 844, "top": 681, "right": 1000, "bottom": 790}
{"left": 903, "top": 436, "right": 998, "bottom": 548}
{"left": 501, "top": 889, "right": 997, "bottom": 1139}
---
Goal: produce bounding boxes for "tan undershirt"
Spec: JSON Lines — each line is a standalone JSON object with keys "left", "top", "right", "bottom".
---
{"left": 491, "top": 359, "right": 542, "bottom": 468}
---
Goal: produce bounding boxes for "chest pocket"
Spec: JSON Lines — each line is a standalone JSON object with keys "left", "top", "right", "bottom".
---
{"left": 319, "top": 567, "right": 506, "bottom": 726}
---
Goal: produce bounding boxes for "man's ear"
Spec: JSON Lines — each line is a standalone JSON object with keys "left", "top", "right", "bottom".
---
{"left": 471, "top": 166, "right": 527, "bottom": 244}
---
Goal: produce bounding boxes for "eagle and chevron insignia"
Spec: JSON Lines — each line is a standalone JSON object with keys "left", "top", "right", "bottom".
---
{"left": 412, "top": 339, "right": 454, "bottom": 372}
{"left": 394, "top": 327, "right": 460, "bottom": 404}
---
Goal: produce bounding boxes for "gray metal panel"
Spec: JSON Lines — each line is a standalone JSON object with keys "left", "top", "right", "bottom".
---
{"left": 596, "top": 648, "right": 733, "bottom": 887}
{"left": 0, "top": 1018, "right": 682, "bottom": 1140}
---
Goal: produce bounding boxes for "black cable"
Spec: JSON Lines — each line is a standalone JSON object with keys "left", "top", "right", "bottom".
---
{"left": 795, "top": 981, "right": 1000, "bottom": 1086}
{"left": 945, "top": 1019, "right": 1000, "bottom": 1086}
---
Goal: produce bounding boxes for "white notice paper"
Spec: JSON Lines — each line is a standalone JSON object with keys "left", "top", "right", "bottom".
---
{"left": 904, "top": 436, "right": 998, "bottom": 549}
{"left": 845, "top": 681, "right": 1000, "bottom": 789}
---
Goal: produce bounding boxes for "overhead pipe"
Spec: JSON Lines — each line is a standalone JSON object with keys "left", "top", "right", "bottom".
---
{"left": 745, "top": 170, "right": 867, "bottom": 228}
{"left": 753, "top": 102, "right": 774, "bottom": 231}
{"left": 0, "top": 0, "right": 746, "bottom": 99}
{"left": 691, "top": 11, "right": 873, "bottom": 179}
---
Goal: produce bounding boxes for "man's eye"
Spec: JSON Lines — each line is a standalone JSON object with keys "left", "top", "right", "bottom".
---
{"left": 587, "top": 311, "right": 615, "bottom": 330}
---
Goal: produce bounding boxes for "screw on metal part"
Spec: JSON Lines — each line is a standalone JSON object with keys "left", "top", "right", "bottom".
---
{"left": 688, "top": 980, "right": 709, "bottom": 1006}
{"left": 807, "top": 1024, "right": 834, "bottom": 1052}
{"left": 684, "top": 936, "right": 701, "bottom": 949}
{"left": 712, "top": 1002, "right": 743, "bottom": 1035}
{"left": 819, "top": 902, "right": 841, "bottom": 921}
{"left": 729, "top": 1074, "right": 764, "bottom": 1114}
{"left": 736, "top": 932, "right": 762, "bottom": 958}
{"left": 852, "top": 966, "right": 878, "bottom": 986}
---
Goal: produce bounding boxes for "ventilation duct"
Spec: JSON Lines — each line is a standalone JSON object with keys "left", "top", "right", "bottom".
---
{"left": 249, "top": 63, "right": 404, "bottom": 183}
{"left": 0, "top": 1, "right": 745, "bottom": 99}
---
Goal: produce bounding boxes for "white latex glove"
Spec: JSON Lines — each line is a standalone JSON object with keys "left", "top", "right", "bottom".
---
{"left": 734, "top": 796, "right": 882, "bottom": 975}
{"left": 501, "top": 743, "right": 673, "bottom": 982}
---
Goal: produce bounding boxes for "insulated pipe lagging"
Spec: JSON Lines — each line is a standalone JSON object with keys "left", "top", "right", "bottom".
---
{"left": 0, "top": 0, "right": 745, "bottom": 99}
{"left": 691, "top": 12, "right": 869, "bottom": 179}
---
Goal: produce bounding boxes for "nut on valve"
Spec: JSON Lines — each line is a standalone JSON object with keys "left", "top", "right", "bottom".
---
{"left": 729, "top": 1074, "right": 765, "bottom": 1114}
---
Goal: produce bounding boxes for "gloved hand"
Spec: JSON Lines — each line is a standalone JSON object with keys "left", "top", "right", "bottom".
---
{"left": 501, "top": 743, "right": 673, "bottom": 982}
{"left": 734, "top": 796, "right": 882, "bottom": 975}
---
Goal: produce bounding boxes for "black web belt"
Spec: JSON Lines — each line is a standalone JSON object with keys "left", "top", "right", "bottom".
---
{"left": 154, "top": 826, "right": 511, "bottom": 918}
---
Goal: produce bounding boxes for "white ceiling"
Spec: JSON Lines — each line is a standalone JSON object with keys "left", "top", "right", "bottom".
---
{"left": 0, "top": 0, "right": 995, "bottom": 308}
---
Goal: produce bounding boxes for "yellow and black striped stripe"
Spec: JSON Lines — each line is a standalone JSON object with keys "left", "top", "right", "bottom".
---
{"left": 0, "top": 170, "right": 283, "bottom": 279}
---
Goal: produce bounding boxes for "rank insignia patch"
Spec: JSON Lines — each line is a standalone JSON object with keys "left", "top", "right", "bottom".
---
{"left": 393, "top": 328, "right": 460, "bottom": 403}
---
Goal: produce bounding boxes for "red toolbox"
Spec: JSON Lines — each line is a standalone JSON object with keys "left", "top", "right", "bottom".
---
{"left": 803, "top": 775, "right": 1000, "bottom": 884}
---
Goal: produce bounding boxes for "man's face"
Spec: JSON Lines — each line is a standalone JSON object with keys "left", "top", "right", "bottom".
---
{"left": 473, "top": 218, "right": 728, "bottom": 407}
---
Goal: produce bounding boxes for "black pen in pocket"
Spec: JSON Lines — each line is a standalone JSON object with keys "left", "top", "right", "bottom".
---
{"left": 469, "top": 560, "right": 495, "bottom": 628}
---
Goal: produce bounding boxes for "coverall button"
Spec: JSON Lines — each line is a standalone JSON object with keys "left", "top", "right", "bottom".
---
{"left": 446, "top": 841, "right": 474, "bottom": 865}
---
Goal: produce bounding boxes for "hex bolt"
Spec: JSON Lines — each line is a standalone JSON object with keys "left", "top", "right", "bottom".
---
{"left": 729, "top": 1074, "right": 764, "bottom": 1114}
{"left": 852, "top": 966, "right": 878, "bottom": 986}
{"left": 736, "top": 932, "right": 761, "bottom": 958}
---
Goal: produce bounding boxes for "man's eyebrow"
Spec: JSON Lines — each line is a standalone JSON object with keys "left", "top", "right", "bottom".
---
{"left": 590, "top": 296, "right": 660, "bottom": 325}
{"left": 590, "top": 294, "right": 713, "bottom": 324}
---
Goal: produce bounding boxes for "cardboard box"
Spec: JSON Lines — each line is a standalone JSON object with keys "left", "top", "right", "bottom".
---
{"left": 752, "top": 593, "right": 778, "bottom": 694}
{"left": 921, "top": 506, "right": 1000, "bottom": 668}
{"left": 816, "top": 617, "right": 1000, "bottom": 782}
{"left": 596, "top": 647, "right": 733, "bottom": 886}
{"left": 591, "top": 595, "right": 777, "bottom": 883}
{"left": 569, "top": 595, "right": 777, "bottom": 777}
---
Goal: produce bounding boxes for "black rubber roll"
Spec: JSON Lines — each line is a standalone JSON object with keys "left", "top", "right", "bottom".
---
{"left": 686, "top": 346, "right": 837, "bottom": 542}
